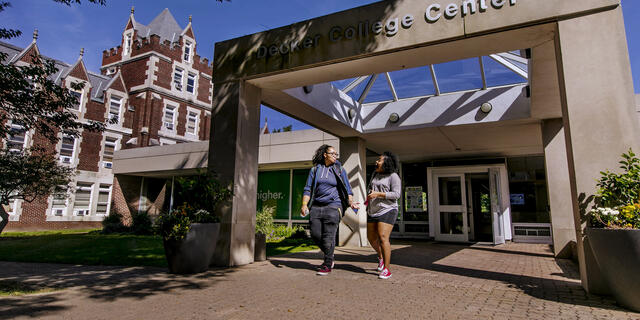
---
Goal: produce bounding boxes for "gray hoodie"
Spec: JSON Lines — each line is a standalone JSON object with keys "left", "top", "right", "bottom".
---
{"left": 367, "top": 172, "right": 401, "bottom": 217}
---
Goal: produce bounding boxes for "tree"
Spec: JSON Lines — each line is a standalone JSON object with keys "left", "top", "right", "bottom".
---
{"left": 0, "top": 0, "right": 107, "bottom": 233}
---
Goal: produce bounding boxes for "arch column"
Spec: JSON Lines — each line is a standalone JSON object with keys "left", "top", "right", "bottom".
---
{"left": 555, "top": 6, "right": 640, "bottom": 293}
{"left": 209, "top": 80, "right": 261, "bottom": 266}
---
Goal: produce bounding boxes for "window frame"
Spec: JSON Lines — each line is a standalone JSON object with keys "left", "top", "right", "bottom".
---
{"left": 109, "top": 95, "right": 123, "bottom": 124}
{"left": 102, "top": 136, "right": 119, "bottom": 169}
{"left": 186, "top": 110, "right": 200, "bottom": 136}
{"left": 163, "top": 104, "right": 177, "bottom": 131}
{"left": 96, "top": 184, "right": 112, "bottom": 215}
{"left": 73, "top": 182, "right": 93, "bottom": 216}
{"left": 59, "top": 133, "right": 77, "bottom": 165}
{"left": 173, "top": 68, "right": 184, "bottom": 91}
{"left": 186, "top": 72, "right": 196, "bottom": 94}
{"left": 184, "top": 40, "right": 192, "bottom": 62}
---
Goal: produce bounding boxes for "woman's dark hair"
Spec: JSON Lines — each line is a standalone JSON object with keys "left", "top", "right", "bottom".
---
{"left": 312, "top": 144, "right": 333, "bottom": 165}
{"left": 379, "top": 151, "right": 398, "bottom": 174}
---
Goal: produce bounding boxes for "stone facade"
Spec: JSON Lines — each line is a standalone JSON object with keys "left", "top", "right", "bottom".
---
{"left": 2, "top": 9, "right": 212, "bottom": 231}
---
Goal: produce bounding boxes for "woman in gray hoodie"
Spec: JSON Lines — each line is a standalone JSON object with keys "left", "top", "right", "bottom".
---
{"left": 366, "top": 151, "right": 401, "bottom": 279}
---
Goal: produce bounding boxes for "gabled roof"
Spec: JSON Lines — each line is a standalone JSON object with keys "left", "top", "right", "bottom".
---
{"left": 133, "top": 8, "right": 185, "bottom": 44}
{"left": 0, "top": 41, "right": 23, "bottom": 63}
{"left": 0, "top": 41, "right": 113, "bottom": 102}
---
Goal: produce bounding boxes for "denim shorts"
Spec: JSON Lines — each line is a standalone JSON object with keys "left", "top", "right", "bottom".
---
{"left": 367, "top": 209, "right": 398, "bottom": 225}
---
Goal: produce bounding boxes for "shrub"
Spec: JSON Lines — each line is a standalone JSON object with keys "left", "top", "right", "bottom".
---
{"left": 155, "top": 172, "right": 232, "bottom": 241}
{"left": 256, "top": 206, "right": 275, "bottom": 236}
{"left": 130, "top": 211, "right": 154, "bottom": 235}
{"left": 101, "top": 211, "right": 127, "bottom": 234}
{"left": 590, "top": 149, "right": 640, "bottom": 229}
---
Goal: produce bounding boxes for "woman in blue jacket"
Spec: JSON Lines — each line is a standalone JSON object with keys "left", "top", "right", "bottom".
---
{"left": 301, "top": 144, "right": 359, "bottom": 276}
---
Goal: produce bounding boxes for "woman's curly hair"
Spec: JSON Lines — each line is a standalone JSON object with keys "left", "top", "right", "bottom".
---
{"left": 312, "top": 144, "right": 333, "bottom": 165}
{"left": 378, "top": 151, "right": 398, "bottom": 174}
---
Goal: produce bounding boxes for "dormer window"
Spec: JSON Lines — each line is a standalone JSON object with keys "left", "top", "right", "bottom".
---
{"left": 123, "top": 33, "right": 132, "bottom": 56}
{"left": 70, "top": 90, "right": 82, "bottom": 111}
{"left": 184, "top": 41, "right": 192, "bottom": 62}
{"left": 109, "top": 95, "right": 122, "bottom": 124}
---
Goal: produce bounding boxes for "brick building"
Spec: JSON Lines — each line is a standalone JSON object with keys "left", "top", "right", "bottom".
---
{"left": 1, "top": 8, "right": 212, "bottom": 231}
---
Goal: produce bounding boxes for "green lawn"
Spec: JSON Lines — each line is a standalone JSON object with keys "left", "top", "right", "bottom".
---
{"left": 266, "top": 238, "right": 317, "bottom": 257}
{"left": 0, "top": 230, "right": 167, "bottom": 267}
{"left": 0, "top": 230, "right": 316, "bottom": 268}
{"left": 0, "top": 280, "right": 59, "bottom": 296}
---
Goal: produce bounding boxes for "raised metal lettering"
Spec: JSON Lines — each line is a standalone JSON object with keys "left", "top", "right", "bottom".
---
{"left": 444, "top": 3, "right": 458, "bottom": 19}
{"left": 462, "top": 0, "right": 477, "bottom": 16}
{"left": 329, "top": 26, "right": 342, "bottom": 42}
{"left": 425, "top": 4, "right": 441, "bottom": 23}
{"left": 402, "top": 14, "right": 414, "bottom": 28}
{"left": 372, "top": 21, "right": 383, "bottom": 34}
{"left": 385, "top": 18, "right": 398, "bottom": 36}
{"left": 491, "top": 0, "right": 506, "bottom": 9}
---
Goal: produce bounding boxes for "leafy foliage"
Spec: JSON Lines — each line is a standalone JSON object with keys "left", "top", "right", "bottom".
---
{"left": 101, "top": 211, "right": 127, "bottom": 234}
{"left": 0, "top": 0, "right": 110, "bottom": 234}
{"left": 590, "top": 149, "right": 640, "bottom": 229}
{"left": 155, "top": 172, "right": 232, "bottom": 241}
{"left": 256, "top": 205, "right": 275, "bottom": 235}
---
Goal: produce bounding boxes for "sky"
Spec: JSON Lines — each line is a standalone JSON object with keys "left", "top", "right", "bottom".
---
{"left": 2, "top": 0, "right": 639, "bottom": 132}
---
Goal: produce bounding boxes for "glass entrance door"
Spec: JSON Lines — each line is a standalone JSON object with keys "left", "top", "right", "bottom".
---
{"left": 434, "top": 173, "right": 468, "bottom": 242}
{"left": 489, "top": 167, "right": 505, "bottom": 245}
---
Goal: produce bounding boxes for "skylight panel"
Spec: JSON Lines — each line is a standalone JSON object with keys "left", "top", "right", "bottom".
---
{"left": 388, "top": 66, "right": 436, "bottom": 99}
{"left": 482, "top": 56, "right": 528, "bottom": 87}
{"left": 345, "top": 75, "right": 371, "bottom": 101}
{"left": 331, "top": 77, "right": 357, "bottom": 91}
{"left": 433, "top": 58, "right": 483, "bottom": 93}
{"left": 363, "top": 74, "right": 394, "bottom": 103}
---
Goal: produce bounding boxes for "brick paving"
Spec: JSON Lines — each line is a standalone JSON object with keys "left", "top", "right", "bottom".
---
{"left": 1, "top": 241, "right": 638, "bottom": 319}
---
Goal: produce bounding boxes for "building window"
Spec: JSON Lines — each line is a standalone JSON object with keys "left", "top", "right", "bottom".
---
{"left": 51, "top": 191, "right": 67, "bottom": 216}
{"left": 6, "top": 123, "right": 27, "bottom": 152}
{"left": 184, "top": 41, "right": 192, "bottom": 62}
{"left": 123, "top": 33, "right": 132, "bottom": 56}
{"left": 186, "top": 73, "right": 196, "bottom": 94}
{"left": 59, "top": 134, "right": 76, "bottom": 164}
{"left": 102, "top": 137, "right": 118, "bottom": 169}
{"left": 109, "top": 96, "right": 122, "bottom": 124}
{"left": 187, "top": 111, "right": 199, "bottom": 136}
{"left": 73, "top": 183, "right": 92, "bottom": 216}
{"left": 70, "top": 91, "right": 82, "bottom": 111}
{"left": 2, "top": 200, "right": 16, "bottom": 216}
{"left": 163, "top": 105, "right": 176, "bottom": 131}
{"left": 96, "top": 184, "right": 111, "bottom": 215}
{"left": 173, "top": 68, "right": 183, "bottom": 91}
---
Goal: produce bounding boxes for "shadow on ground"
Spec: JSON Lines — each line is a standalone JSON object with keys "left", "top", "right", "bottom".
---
{"left": 0, "top": 262, "right": 236, "bottom": 319}
{"left": 270, "top": 240, "right": 631, "bottom": 313}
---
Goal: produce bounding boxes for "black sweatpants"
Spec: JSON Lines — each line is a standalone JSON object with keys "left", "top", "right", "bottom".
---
{"left": 309, "top": 205, "right": 340, "bottom": 266}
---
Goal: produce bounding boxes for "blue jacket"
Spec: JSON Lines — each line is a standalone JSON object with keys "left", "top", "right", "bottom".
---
{"left": 303, "top": 160, "right": 353, "bottom": 213}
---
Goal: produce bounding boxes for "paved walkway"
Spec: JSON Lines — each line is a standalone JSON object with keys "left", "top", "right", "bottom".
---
{"left": 1, "top": 241, "right": 638, "bottom": 319}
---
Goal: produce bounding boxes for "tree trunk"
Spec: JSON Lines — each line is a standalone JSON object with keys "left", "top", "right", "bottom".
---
{"left": 0, "top": 204, "right": 9, "bottom": 234}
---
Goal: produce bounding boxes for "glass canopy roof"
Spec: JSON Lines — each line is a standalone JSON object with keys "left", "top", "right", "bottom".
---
{"left": 331, "top": 50, "right": 529, "bottom": 105}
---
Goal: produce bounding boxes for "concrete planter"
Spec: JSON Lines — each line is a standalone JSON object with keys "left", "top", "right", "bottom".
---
{"left": 586, "top": 228, "right": 640, "bottom": 311}
{"left": 163, "top": 223, "right": 220, "bottom": 274}
{"left": 254, "top": 233, "right": 267, "bottom": 262}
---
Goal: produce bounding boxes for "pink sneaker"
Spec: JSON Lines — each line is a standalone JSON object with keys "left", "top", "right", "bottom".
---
{"left": 378, "top": 268, "right": 392, "bottom": 279}
{"left": 316, "top": 265, "right": 331, "bottom": 276}
{"left": 377, "top": 258, "right": 384, "bottom": 272}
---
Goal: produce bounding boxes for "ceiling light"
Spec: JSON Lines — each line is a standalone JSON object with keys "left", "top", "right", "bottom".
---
{"left": 480, "top": 102, "right": 492, "bottom": 113}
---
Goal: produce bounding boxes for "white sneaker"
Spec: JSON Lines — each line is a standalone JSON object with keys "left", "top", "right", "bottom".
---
{"left": 378, "top": 268, "right": 392, "bottom": 279}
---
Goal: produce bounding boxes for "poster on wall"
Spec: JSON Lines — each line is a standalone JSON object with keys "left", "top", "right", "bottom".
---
{"left": 510, "top": 193, "right": 525, "bottom": 205}
{"left": 257, "top": 170, "right": 291, "bottom": 220}
{"left": 405, "top": 186, "right": 427, "bottom": 212}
